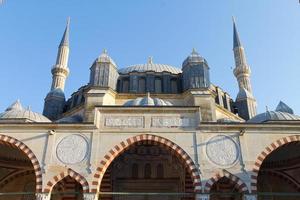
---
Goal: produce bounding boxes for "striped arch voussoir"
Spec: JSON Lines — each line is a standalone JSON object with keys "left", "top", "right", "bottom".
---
{"left": 0, "top": 134, "right": 42, "bottom": 193}
{"left": 204, "top": 170, "right": 249, "bottom": 193}
{"left": 44, "top": 168, "right": 89, "bottom": 193}
{"left": 92, "top": 134, "right": 201, "bottom": 193}
{"left": 251, "top": 135, "right": 300, "bottom": 192}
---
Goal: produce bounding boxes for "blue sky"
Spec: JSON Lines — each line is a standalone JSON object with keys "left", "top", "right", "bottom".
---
{"left": 0, "top": 0, "right": 299, "bottom": 115}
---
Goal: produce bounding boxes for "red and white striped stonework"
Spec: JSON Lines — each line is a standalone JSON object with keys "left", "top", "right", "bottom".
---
{"left": 204, "top": 170, "right": 249, "bottom": 193}
{"left": 91, "top": 134, "right": 201, "bottom": 193}
{"left": 251, "top": 135, "right": 300, "bottom": 192}
{"left": 44, "top": 168, "right": 89, "bottom": 193}
{"left": 0, "top": 134, "right": 43, "bottom": 192}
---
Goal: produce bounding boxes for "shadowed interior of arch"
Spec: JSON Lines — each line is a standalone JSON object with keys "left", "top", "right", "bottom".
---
{"left": 51, "top": 175, "right": 83, "bottom": 200}
{"left": 210, "top": 177, "right": 243, "bottom": 200}
{"left": 257, "top": 141, "right": 300, "bottom": 200}
{"left": 0, "top": 140, "right": 36, "bottom": 200}
{"left": 99, "top": 140, "right": 196, "bottom": 200}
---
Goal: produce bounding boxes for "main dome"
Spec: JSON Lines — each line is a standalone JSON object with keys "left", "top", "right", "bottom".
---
{"left": 118, "top": 57, "right": 182, "bottom": 75}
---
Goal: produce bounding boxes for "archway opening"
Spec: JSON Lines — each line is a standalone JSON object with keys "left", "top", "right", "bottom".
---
{"left": 0, "top": 141, "right": 36, "bottom": 200}
{"left": 210, "top": 177, "right": 242, "bottom": 200}
{"left": 51, "top": 175, "right": 83, "bottom": 200}
{"left": 99, "top": 141, "right": 195, "bottom": 200}
{"left": 257, "top": 141, "right": 300, "bottom": 200}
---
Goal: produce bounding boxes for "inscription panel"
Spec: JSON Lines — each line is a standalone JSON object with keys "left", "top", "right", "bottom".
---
{"left": 56, "top": 134, "right": 88, "bottom": 165}
{"left": 151, "top": 117, "right": 195, "bottom": 128}
{"left": 105, "top": 116, "right": 144, "bottom": 128}
{"left": 206, "top": 135, "right": 239, "bottom": 167}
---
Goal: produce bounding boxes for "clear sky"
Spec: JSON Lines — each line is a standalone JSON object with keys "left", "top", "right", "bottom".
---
{"left": 0, "top": 0, "right": 299, "bottom": 115}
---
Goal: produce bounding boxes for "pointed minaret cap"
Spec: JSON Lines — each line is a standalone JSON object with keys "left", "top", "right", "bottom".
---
{"left": 5, "top": 99, "right": 23, "bottom": 111}
{"left": 232, "top": 16, "right": 242, "bottom": 48}
{"left": 275, "top": 101, "right": 294, "bottom": 114}
{"left": 59, "top": 17, "right": 70, "bottom": 47}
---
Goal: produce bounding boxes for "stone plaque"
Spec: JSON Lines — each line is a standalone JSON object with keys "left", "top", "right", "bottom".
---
{"left": 206, "top": 135, "right": 239, "bottom": 167}
{"left": 56, "top": 134, "right": 88, "bottom": 164}
{"left": 151, "top": 117, "right": 195, "bottom": 127}
{"left": 105, "top": 116, "right": 144, "bottom": 128}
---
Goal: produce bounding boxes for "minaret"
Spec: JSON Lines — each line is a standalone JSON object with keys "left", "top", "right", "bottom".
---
{"left": 43, "top": 18, "right": 70, "bottom": 120}
{"left": 51, "top": 18, "right": 70, "bottom": 91}
{"left": 232, "top": 18, "right": 257, "bottom": 120}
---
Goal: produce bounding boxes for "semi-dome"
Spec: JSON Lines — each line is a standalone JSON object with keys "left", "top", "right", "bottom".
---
{"left": 0, "top": 100, "right": 51, "bottom": 123}
{"left": 124, "top": 93, "right": 173, "bottom": 106}
{"left": 248, "top": 111, "right": 300, "bottom": 123}
{"left": 119, "top": 57, "right": 181, "bottom": 75}
{"left": 248, "top": 101, "right": 300, "bottom": 123}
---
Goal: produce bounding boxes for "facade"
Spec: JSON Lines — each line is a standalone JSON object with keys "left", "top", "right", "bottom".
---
{"left": 0, "top": 19, "right": 299, "bottom": 200}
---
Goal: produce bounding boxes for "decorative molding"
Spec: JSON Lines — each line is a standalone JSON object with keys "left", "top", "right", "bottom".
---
{"left": 105, "top": 116, "right": 144, "bottom": 128}
{"left": 204, "top": 170, "right": 249, "bottom": 193}
{"left": 151, "top": 116, "right": 195, "bottom": 127}
{"left": 44, "top": 168, "right": 89, "bottom": 193}
{"left": 91, "top": 134, "right": 201, "bottom": 193}
{"left": 56, "top": 134, "right": 88, "bottom": 164}
{"left": 83, "top": 193, "right": 98, "bottom": 200}
{"left": 206, "top": 135, "right": 239, "bottom": 167}
{"left": 251, "top": 135, "right": 300, "bottom": 192}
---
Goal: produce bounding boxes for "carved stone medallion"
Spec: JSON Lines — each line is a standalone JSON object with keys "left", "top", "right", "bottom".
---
{"left": 56, "top": 134, "right": 88, "bottom": 164}
{"left": 206, "top": 135, "right": 239, "bottom": 167}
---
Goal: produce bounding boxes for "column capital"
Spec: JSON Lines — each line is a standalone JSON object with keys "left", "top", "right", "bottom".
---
{"left": 243, "top": 194, "right": 257, "bottom": 200}
{"left": 83, "top": 193, "right": 98, "bottom": 200}
{"left": 196, "top": 194, "right": 210, "bottom": 200}
{"left": 36, "top": 193, "right": 50, "bottom": 200}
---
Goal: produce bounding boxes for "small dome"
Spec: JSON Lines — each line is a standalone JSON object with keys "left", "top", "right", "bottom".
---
{"left": 0, "top": 100, "right": 51, "bottom": 123}
{"left": 119, "top": 57, "right": 181, "bottom": 75}
{"left": 248, "top": 111, "right": 300, "bottom": 123}
{"left": 183, "top": 48, "right": 207, "bottom": 66}
{"left": 124, "top": 93, "right": 173, "bottom": 106}
{"left": 94, "top": 49, "right": 117, "bottom": 66}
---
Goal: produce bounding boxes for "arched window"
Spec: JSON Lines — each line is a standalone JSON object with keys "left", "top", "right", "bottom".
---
{"left": 138, "top": 78, "right": 146, "bottom": 93}
{"left": 122, "top": 79, "right": 129, "bottom": 93}
{"left": 156, "top": 163, "right": 164, "bottom": 178}
{"left": 154, "top": 78, "right": 162, "bottom": 93}
{"left": 171, "top": 79, "right": 178, "bottom": 93}
{"left": 144, "top": 163, "right": 151, "bottom": 178}
{"left": 132, "top": 163, "right": 139, "bottom": 178}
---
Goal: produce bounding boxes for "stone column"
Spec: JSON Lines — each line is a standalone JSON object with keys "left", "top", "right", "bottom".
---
{"left": 195, "top": 194, "right": 209, "bottom": 200}
{"left": 83, "top": 193, "right": 98, "bottom": 200}
{"left": 36, "top": 193, "right": 50, "bottom": 200}
{"left": 243, "top": 194, "right": 257, "bottom": 200}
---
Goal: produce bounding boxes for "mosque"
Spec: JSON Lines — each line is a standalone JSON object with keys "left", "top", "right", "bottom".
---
{"left": 0, "top": 18, "right": 299, "bottom": 200}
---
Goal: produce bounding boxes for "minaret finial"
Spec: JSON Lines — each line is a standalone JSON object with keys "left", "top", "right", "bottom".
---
{"left": 59, "top": 17, "right": 70, "bottom": 47}
{"left": 148, "top": 56, "right": 153, "bottom": 64}
{"left": 192, "top": 48, "right": 197, "bottom": 54}
{"left": 233, "top": 17, "right": 241, "bottom": 48}
{"left": 103, "top": 49, "right": 108, "bottom": 54}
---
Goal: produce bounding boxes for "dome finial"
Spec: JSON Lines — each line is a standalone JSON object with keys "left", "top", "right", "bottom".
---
{"left": 103, "top": 49, "right": 108, "bottom": 54}
{"left": 148, "top": 56, "right": 153, "bottom": 64}
{"left": 192, "top": 48, "right": 197, "bottom": 54}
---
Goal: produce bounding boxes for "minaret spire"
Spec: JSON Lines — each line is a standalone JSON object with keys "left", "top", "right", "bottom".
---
{"left": 232, "top": 18, "right": 257, "bottom": 120}
{"left": 232, "top": 17, "right": 241, "bottom": 48}
{"left": 59, "top": 17, "right": 70, "bottom": 47}
{"left": 52, "top": 18, "right": 70, "bottom": 91}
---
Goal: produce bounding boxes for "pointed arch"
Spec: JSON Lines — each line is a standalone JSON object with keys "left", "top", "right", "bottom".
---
{"left": 91, "top": 134, "right": 201, "bottom": 193}
{"left": 204, "top": 170, "right": 249, "bottom": 193}
{"left": 44, "top": 168, "right": 89, "bottom": 193}
{"left": 251, "top": 135, "right": 300, "bottom": 192}
{"left": 0, "top": 134, "right": 42, "bottom": 192}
